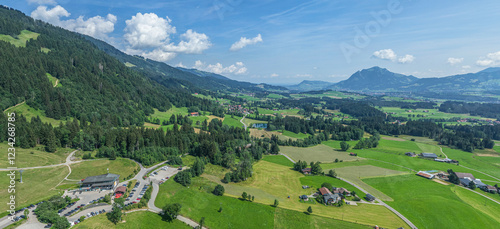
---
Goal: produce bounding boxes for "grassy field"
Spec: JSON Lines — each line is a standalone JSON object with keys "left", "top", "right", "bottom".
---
{"left": 280, "top": 144, "right": 362, "bottom": 163}
{"left": 0, "top": 30, "right": 39, "bottom": 47}
{"left": 281, "top": 130, "right": 310, "bottom": 139}
{"left": 74, "top": 210, "right": 191, "bottom": 229}
{"left": 262, "top": 155, "right": 294, "bottom": 167}
{"left": 68, "top": 158, "right": 139, "bottom": 182}
{"left": 249, "top": 129, "right": 294, "bottom": 141}
{"left": 0, "top": 143, "right": 73, "bottom": 168}
{"left": 3, "top": 102, "right": 67, "bottom": 127}
{"left": 223, "top": 114, "right": 244, "bottom": 128}
{"left": 380, "top": 107, "right": 494, "bottom": 121}
{"left": 332, "top": 165, "right": 408, "bottom": 201}
{"left": 148, "top": 106, "right": 189, "bottom": 123}
{"left": 0, "top": 166, "right": 68, "bottom": 212}
{"left": 273, "top": 207, "right": 370, "bottom": 229}
{"left": 156, "top": 177, "right": 276, "bottom": 229}
{"left": 202, "top": 161, "right": 409, "bottom": 228}
{"left": 322, "top": 140, "right": 360, "bottom": 151}
{"left": 257, "top": 108, "right": 300, "bottom": 116}
{"left": 46, "top": 73, "right": 62, "bottom": 87}
{"left": 364, "top": 174, "right": 500, "bottom": 229}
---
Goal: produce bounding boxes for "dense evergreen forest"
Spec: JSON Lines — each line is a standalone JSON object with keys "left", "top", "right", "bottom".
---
{"left": 0, "top": 6, "right": 222, "bottom": 126}
{"left": 439, "top": 101, "right": 500, "bottom": 119}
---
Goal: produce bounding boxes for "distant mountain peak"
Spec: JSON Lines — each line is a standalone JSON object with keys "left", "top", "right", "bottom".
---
{"left": 479, "top": 67, "right": 500, "bottom": 73}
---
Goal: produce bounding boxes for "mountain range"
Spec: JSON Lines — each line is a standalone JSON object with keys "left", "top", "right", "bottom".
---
{"left": 286, "top": 66, "right": 500, "bottom": 93}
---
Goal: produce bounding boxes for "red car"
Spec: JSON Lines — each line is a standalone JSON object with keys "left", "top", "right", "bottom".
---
{"left": 132, "top": 201, "right": 137, "bottom": 204}
{"left": 137, "top": 198, "right": 141, "bottom": 200}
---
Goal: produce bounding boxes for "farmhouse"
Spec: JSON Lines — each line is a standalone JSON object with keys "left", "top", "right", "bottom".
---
{"left": 80, "top": 173, "right": 120, "bottom": 190}
{"left": 473, "top": 179, "right": 487, "bottom": 189}
{"left": 455, "top": 172, "right": 475, "bottom": 180}
{"left": 405, "top": 152, "right": 416, "bottom": 157}
{"left": 319, "top": 187, "right": 332, "bottom": 195}
{"left": 324, "top": 193, "right": 341, "bottom": 204}
{"left": 460, "top": 178, "right": 472, "bottom": 187}
{"left": 332, "top": 187, "right": 351, "bottom": 195}
{"left": 302, "top": 168, "right": 312, "bottom": 175}
{"left": 416, "top": 171, "right": 435, "bottom": 179}
{"left": 365, "top": 194, "right": 376, "bottom": 201}
{"left": 189, "top": 112, "right": 199, "bottom": 116}
{"left": 485, "top": 185, "right": 497, "bottom": 193}
{"left": 420, "top": 153, "right": 438, "bottom": 159}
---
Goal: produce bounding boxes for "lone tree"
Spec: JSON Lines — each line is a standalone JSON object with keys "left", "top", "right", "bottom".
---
{"left": 321, "top": 182, "right": 333, "bottom": 191}
{"left": 79, "top": 215, "right": 85, "bottom": 222}
{"left": 273, "top": 199, "right": 279, "bottom": 207}
{"left": 469, "top": 181, "right": 476, "bottom": 190}
{"left": 107, "top": 203, "right": 122, "bottom": 224}
{"left": 340, "top": 141, "right": 350, "bottom": 151}
{"left": 213, "top": 184, "right": 225, "bottom": 196}
{"left": 328, "top": 169, "right": 337, "bottom": 178}
{"left": 162, "top": 203, "right": 182, "bottom": 222}
{"left": 307, "top": 206, "right": 313, "bottom": 214}
{"left": 241, "top": 192, "right": 248, "bottom": 200}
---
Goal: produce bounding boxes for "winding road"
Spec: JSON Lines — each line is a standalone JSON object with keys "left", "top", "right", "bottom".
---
{"left": 240, "top": 114, "right": 248, "bottom": 130}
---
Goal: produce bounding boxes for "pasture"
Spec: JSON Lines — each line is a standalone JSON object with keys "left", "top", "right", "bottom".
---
{"left": 202, "top": 161, "right": 409, "bottom": 228}
{"left": 222, "top": 115, "right": 243, "bottom": 128}
{"left": 73, "top": 210, "right": 191, "bottom": 229}
{"left": 0, "top": 166, "right": 68, "bottom": 213}
{"left": 363, "top": 174, "right": 500, "bottom": 229}
{"left": 380, "top": 107, "right": 493, "bottom": 121}
{"left": 148, "top": 106, "right": 189, "bottom": 123}
{"left": 46, "top": 73, "right": 62, "bottom": 87}
{"left": 280, "top": 144, "right": 361, "bottom": 163}
{"left": 281, "top": 130, "right": 310, "bottom": 139}
{"left": 262, "top": 155, "right": 294, "bottom": 167}
{"left": 4, "top": 102, "right": 68, "bottom": 127}
{"left": 68, "top": 158, "right": 139, "bottom": 181}
{"left": 0, "top": 143, "right": 72, "bottom": 168}
{"left": 273, "top": 207, "right": 370, "bottom": 229}
{"left": 155, "top": 178, "right": 276, "bottom": 229}
{"left": 0, "top": 30, "right": 39, "bottom": 47}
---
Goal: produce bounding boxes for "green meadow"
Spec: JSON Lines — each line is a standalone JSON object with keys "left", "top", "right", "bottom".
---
{"left": 364, "top": 174, "right": 500, "bottom": 229}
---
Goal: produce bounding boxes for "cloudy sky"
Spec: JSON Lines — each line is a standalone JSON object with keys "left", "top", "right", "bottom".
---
{"left": 5, "top": 0, "right": 500, "bottom": 84}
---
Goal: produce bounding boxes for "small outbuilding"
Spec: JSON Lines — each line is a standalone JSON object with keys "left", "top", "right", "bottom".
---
{"left": 365, "top": 194, "right": 376, "bottom": 202}
{"left": 302, "top": 168, "right": 312, "bottom": 175}
{"left": 420, "top": 153, "right": 438, "bottom": 159}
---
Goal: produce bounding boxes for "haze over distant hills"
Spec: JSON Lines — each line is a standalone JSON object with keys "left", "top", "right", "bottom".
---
{"left": 285, "top": 66, "right": 500, "bottom": 93}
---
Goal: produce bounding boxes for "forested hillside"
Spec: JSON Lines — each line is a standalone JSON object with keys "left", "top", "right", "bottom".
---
{"left": 0, "top": 6, "right": 219, "bottom": 126}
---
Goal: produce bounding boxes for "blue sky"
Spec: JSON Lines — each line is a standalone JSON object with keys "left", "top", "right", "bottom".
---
{"left": 5, "top": 0, "right": 500, "bottom": 84}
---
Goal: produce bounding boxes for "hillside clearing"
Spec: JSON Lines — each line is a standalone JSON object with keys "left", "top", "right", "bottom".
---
{"left": 281, "top": 144, "right": 363, "bottom": 163}
{"left": 68, "top": 158, "right": 139, "bottom": 181}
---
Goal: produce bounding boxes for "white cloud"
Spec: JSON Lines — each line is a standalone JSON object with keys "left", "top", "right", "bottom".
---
{"left": 270, "top": 73, "right": 279, "bottom": 78}
{"left": 31, "top": 5, "right": 116, "bottom": 40}
{"left": 447, "top": 57, "right": 464, "bottom": 65}
{"left": 124, "top": 13, "right": 176, "bottom": 49}
{"left": 163, "top": 29, "right": 211, "bottom": 54}
{"left": 476, "top": 51, "right": 500, "bottom": 66}
{"left": 27, "top": 0, "right": 57, "bottom": 5}
{"left": 194, "top": 61, "right": 247, "bottom": 75}
{"left": 373, "top": 49, "right": 397, "bottom": 61}
{"left": 372, "top": 49, "right": 414, "bottom": 64}
{"left": 123, "top": 13, "right": 210, "bottom": 62}
{"left": 398, "top": 54, "right": 415, "bottom": 64}
{"left": 230, "top": 34, "right": 263, "bottom": 51}
{"left": 176, "top": 62, "right": 186, "bottom": 68}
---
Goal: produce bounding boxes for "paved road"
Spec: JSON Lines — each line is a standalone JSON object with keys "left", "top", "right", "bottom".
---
{"left": 337, "top": 177, "right": 418, "bottom": 229}
{"left": 279, "top": 153, "right": 295, "bottom": 163}
{"left": 457, "top": 185, "right": 500, "bottom": 205}
{"left": 240, "top": 114, "right": 248, "bottom": 130}
{"left": 0, "top": 150, "right": 80, "bottom": 171}
{"left": 280, "top": 152, "right": 417, "bottom": 229}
